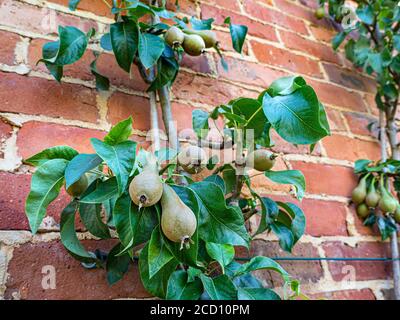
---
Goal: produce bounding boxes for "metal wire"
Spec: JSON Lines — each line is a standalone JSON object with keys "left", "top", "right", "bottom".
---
{"left": 235, "top": 256, "right": 400, "bottom": 262}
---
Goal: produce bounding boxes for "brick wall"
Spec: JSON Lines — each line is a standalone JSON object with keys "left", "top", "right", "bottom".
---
{"left": 0, "top": 0, "right": 389, "bottom": 300}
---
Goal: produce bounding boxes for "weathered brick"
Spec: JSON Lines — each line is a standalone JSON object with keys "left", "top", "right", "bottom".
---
{"left": 5, "top": 240, "right": 151, "bottom": 299}
{"left": 323, "top": 242, "right": 391, "bottom": 281}
{"left": 325, "top": 107, "right": 347, "bottom": 132}
{"left": 251, "top": 41, "right": 323, "bottom": 78}
{"left": 200, "top": 4, "right": 279, "bottom": 42}
{"left": 270, "top": 130, "right": 322, "bottom": 156}
{"left": 273, "top": 0, "right": 321, "bottom": 24}
{"left": 322, "top": 135, "right": 381, "bottom": 162}
{"left": 166, "top": 0, "right": 197, "bottom": 16}
{"left": 17, "top": 121, "right": 106, "bottom": 159}
{"left": 0, "top": 30, "right": 20, "bottom": 65}
{"left": 343, "top": 112, "right": 377, "bottom": 136}
{"left": 279, "top": 30, "right": 341, "bottom": 65}
{"left": 203, "top": 0, "right": 241, "bottom": 11}
{"left": 310, "top": 289, "right": 376, "bottom": 300}
{"left": 0, "top": 72, "right": 99, "bottom": 123}
{"left": 290, "top": 161, "right": 357, "bottom": 197}
{"left": 0, "top": 172, "right": 70, "bottom": 230}
{"left": 310, "top": 25, "right": 336, "bottom": 43}
{"left": 243, "top": 0, "right": 309, "bottom": 35}
{"left": 348, "top": 205, "right": 378, "bottom": 237}
{"left": 48, "top": 0, "right": 113, "bottom": 18}
{"left": 180, "top": 54, "right": 214, "bottom": 74}
{"left": 0, "top": 119, "right": 13, "bottom": 142}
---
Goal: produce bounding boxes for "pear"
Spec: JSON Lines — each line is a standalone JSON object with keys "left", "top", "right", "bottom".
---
{"left": 394, "top": 205, "right": 400, "bottom": 223}
{"left": 247, "top": 149, "right": 277, "bottom": 172}
{"left": 365, "top": 180, "right": 380, "bottom": 208}
{"left": 378, "top": 187, "right": 398, "bottom": 214}
{"left": 66, "top": 174, "right": 89, "bottom": 198}
{"left": 182, "top": 34, "right": 206, "bottom": 56}
{"left": 184, "top": 29, "right": 218, "bottom": 48}
{"left": 356, "top": 203, "right": 369, "bottom": 219}
{"left": 164, "top": 26, "right": 185, "bottom": 48}
{"left": 315, "top": 7, "right": 325, "bottom": 19}
{"left": 129, "top": 160, "right": 163, "bottom": 209}
{"left": 177, "top": 145, "right": 208, "bottom": 174}
{"left": 161, "top": 184, "right": 197, "bottom": 250}
{"left": 351, "top": 176, "right": 367, "bottom": 205}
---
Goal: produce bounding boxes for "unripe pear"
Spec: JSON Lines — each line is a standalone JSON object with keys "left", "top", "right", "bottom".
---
{"left": 394, "top": 206, "right": 400, "bottom": 223}
{"left": 365, "top": 181, "right": 380, "bottom": 208}
{"left": 129, "top": 161, "right": 163, "bottom": 209}
{"left": 182, "top": 34, "right": 206, "bottom": 56}
{"left": 356, "top": 203, "right": 369, "bottom": 219}
{"left": 177, "top": 145, "right": 207, "bottom": 174}
{"left": 379, "top": 190, "right": 398, "bottom": 214}
{"left": 161, "top": 184, "right": 197, "bottom": 250}
{"left": 247, "top": 149, "right": 277, "bottom": 172}
{"left": 315, "top": 7, "right": 325, "bottom": 19}
{"left": 164, "top": 26, "right": 185, "bottom": 48}
{"left": 351, "top": 176, "right": 367, "bottom": 205}
{"left": 184, "top": 29, "right": 218, "bottom": 48}
{"left": 66, "top": 174, "right": 89, "bottom": 198}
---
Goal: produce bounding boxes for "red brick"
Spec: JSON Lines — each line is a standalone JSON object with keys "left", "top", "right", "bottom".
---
{"left": 243, "top": 0, "right": 309, "bottom": 35}
{"left": 0, "top": 72, "right": 99, "bottom": 123}
{"left": 200, "top": 4, "right": 279, "bottom": 42}
{"left": 216, "top": 55, "right": 288, "bottom": 88}
{"left": 279, "top": 30, "right": 341, "bottom": 65}
{"left": 308, "top": 80, "right": 368, "bottom": 112}
{"left": 251, "top": 41, "right": 323, "bottom": 78}
{"left": 17, "top": 121, "right": 106, "bottom": 159}
{"left": 290, "top": 161, "right": 357, "bottom": 197}
{"left": 213, "top": 30, "right": 249, "bottom": 55}
{"left": 180, "top": 54, "right": 214, "bottom": 74}
{"left": 0, "top": 119, "right": 13, "bottom": 142}
{"left": 343, "top": 112, "right": 377, "bottom": 136}
{"left": 0, "top": 172, "right": 70, "bottom": 230}
{"left": 298, "top": 0, "right": 319, "bottom": 10}
{"left": 326, "top": 107, "right": 347, "bottom": 132}
{"left": 48, "top": 0, "right": 113, "bottom": 18}
{"left": 205, "top": 0, "right": 241, "bottom": 11}
{"left": 5, "top": 240, "right": 151, "bottom": 299}
{"left": 323, "top": 63, "right": 376, "bottom": 93}
{"left": 273, "top": 0, "right": 321, "bottom": 24}
{"left": 310, "top": 289, "right": 376, "bottom": 300}
{"left": 0, "top": 30, "right": 20, "bottom": 65}
{"left": 348, "top": 205, "right": 379, "bottom": 236}
{"left": 323, "top": 242, "right": 391, "bottom": 281}
{"left": 270, "top": 130, "right": 322, "bottom": 156}
{"left": 166, "top": 0, "right": 197, "bottom": 16}
{"left": 322, "top": 135, "right": 381, "bottom": 162}
{"left": 0, "top": 0, "right": 97, "bottom": 35}
{"left": 310, "top": 25, "right": 336, "bottom": 43}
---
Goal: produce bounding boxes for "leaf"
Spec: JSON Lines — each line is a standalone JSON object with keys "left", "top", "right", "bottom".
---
{"left": 79, "top": 177, "right": 119, "bottom": 203}
{"left": 100, "top": 33, "right": 112, "bottom": 51}
{"left": 91, "top": 138, "right": 136, "bottom": 195}
{"left": 25, "top": 159, "right": 68, "bottom": 234}
{"left": 204, "top": 175, "right": 226, "bottom": 193}
{"left": 262, "top": 86, "right": 329, "bottom": 145}
{"left": 332, "top": 31, "right": 346, "bottom": 51}
{"left": 226, "top": 261, "right": 263, "bottom": 288}
{"left": 113, "top": 192, "right": 158, "bottom": 250}
{"left": 24, "top": 146, "right": 78, "bottom": 167}
{"left": 138, "top": 31, "right": 165, "bottom": 69}
{"left": 234, "top": 256, "right": 289, "bottom": 282}
{"left": 60, "top": 201, "right": 96, "bottom": 263}
{"left": 354, "top": 159, "right": 372, "bottom": 174}
{"left": 190, "top": 17, "right": 214, "bottom": 30}
{"left": 79, "top": 197, "right": 111, "bottom": 239}
{"left": 148, "top": 54, "right": 179, "bottom": 92}
{"left": 254, "top": 196, "right": 279, "bottom": 235}
{"left": 139, "top": 243, "right": 179, "bottom": 299}
{"left": 199, "top": 274, "right": 237, "bottom": 300}
{"left": 42, "top": 41, "right": 63, "bottom": 82}
{"left": 103, "top": 117, "right": 133, "bottom": 145}
{"left": 278, "top": 202, "right": 306, "bottom": 244}
{"left": 68, "top": 0, "right": 81, "bottom": 10}
{"left": 267, "top": 76, "right": 306, "bottom": 96}
{"left": 205, "top": 242, "right": 234, "bottom": 273}
{"left": 65, "top": 153, "right": 102, "bottom": 189}
{"left": 188, "top": 181, "right": 250, "bottom": 247}
{"left": 238, "top": 288, "right": 281, "bottom": 300}
{"left": 225, "top": 17, "right": 247, "bottom": 54}
{"left": 192, "top": 109, "right": 209, "bottom": 138}
{"left": 110, "top": 21, "right": 139, "bottom": 72}
{"left": 148, "top": 226, "right": 174, "bottom": 278}
{"left": 106, "top": 243, "right": 131, "bottom": 285}
{"left": 231, "top": 98, "right": 266, "bottom": 138}
{"left": 265, "top": 170, "right": 306, "bottom": 200}
{"left": 90, "top": 52, "right": 110, "bottom": 91}
{"left": 166, "top": 270, "right": 203, "bottom": 300}
{"left": 270, "top": 222, "right": 294, "bottom": 253}
{"left": 356, "top": 5, "right": 374, "bottom": 25}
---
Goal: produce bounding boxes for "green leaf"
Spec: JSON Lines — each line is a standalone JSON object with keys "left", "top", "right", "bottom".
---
{"left": 278, "top": 202, "right": 306, "bottom": 244}
{"left": 354, "top": 159, "right": 373, "bottom": 174}
{"left": 25, "top": 159, "right": 68, "bottom": 234}
{"left": 394, "top": 35, "right": 400, "bottom": 51}
{"left": 188, "top": 181, "right": 250, "bottom": 247}
{"left": 110, "top": 21, "right": 139, "bottom": 72}
{"left": 148, "top": 226, "right": 174, "bottom": 278}
{"left": 65, "top": 153, "right": 102, "bottom": 189}
{"left": 234, "top": 256, "right": 289, "bottom": 282}
{"left": 267, "top": 76, "right": 306, "bottom": 96}
{"left": 254, "top": 196, "right": 279, "bottom": 235}
{"left": 190, "top": 17, "right": 214, "bottom": 30}
{"left": 265, "top": 170, "right": 306, "bottom": 200}
{"left": 356, "top": 5, "right": 374, "bottom": 25}
{"left": 79, "top": 177, "right": 119, "bottom": 203}
{"left": 166, "top": 270, "right": 203, "bottom": 300}
{"left": 68, "top": 0, "right": 81, "bottom": 10}
{"left": 226, "top": 261, "right": 263, "bottom": 288}
{"left": 367, "top": 49, "right": 392, "bottom": 74}
{"left": 238, "top": 288, "right": 281, "bottom": 300}
{"left": 225, "top": 17, "right": 248, "bottom": 54}
{"left": 24, "top": 146, "right": 78, "bottom": 167}
{"left": 42, "top": 41, "right": 63, "bottom": 81}
{"left": 139, "top": 243, "right": 179, "bottom": 299}
{"left": 91, "top": 138, "right": 136, "bottom": 195}
{"left": 113, "top": 192, "right": 158, "bottom": 250}
{"left": 90, "top": 52, "right": 110, "bottom": 91}
{"left": 332, "top": 31, "right": 346, "bottom": 51}
{"left": 199, "top": 274, "right": 237, "bottom": 300}
{"left": 60, "top": 201, "right": 96, "bottom": 263}
{"left": 231, "top": 98, "right": 266, "bottom": 138}
{"left": 192, "top": 109, "right": 209, "bottom": 138}
{"left": 148, "top": 54, "right": 179, "bottom": 92}
{"left": 106, "top": 243, "right": 131, "bottom": 285}
{"left": 262, "top": 86, "right": 329, "bottom": 145}
{"left": 270, "top": 222, "right": 294, "bottom": 253}
{"left": 138, "top": 31, "right": 165, "bottom": 69}
{"left": 104, "top": 117, "right": 133, "bottom": 145}
{"left": 205, "top": 242, "right": 234, "bottom": 273}
{"left": 100, "top": 33, "right": 112, "bottom": 51}
{"left": 204, "top": 175, "right": 226, "bottom": 193}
